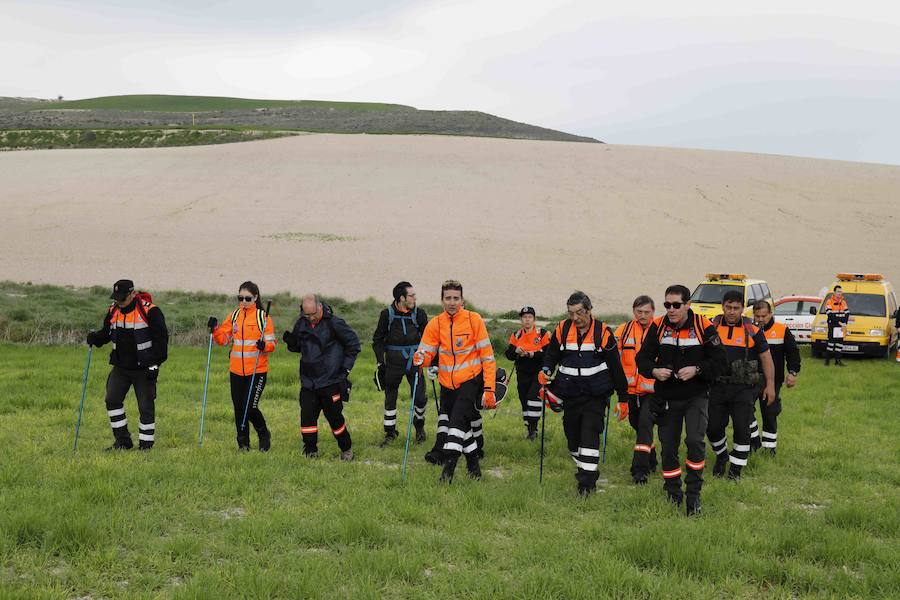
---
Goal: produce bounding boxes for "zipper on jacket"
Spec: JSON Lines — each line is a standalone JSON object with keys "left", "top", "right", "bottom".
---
{"left": 449, "top": 315, "right": 456, "bottom": 389}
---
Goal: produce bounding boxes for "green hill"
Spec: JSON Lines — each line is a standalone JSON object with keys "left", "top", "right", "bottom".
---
{"left": 45, "top": 94, "right": 412, "bottom": 112}
{"left": 0, "top": 94, "right": 600, "bottom": 148}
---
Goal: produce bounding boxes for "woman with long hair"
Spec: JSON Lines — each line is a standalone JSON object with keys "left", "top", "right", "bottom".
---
{"left": 207, "top": 281, "right": 276, "bottom": 451}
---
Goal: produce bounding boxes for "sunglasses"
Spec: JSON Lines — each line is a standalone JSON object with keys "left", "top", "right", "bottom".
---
{"left": 237, "top": 295, "right": 255, "bottom": 302}
{"left": 663, "top": 301, "right": 685, "bottom": 309}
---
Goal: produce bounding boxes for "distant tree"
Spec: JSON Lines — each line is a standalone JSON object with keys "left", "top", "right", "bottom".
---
{"left": 57, "top": 95, "right": 63, "bottom": 101}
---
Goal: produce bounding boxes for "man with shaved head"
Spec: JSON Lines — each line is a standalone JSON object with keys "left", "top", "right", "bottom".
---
{"left": 283, "top": 293, "right": 361, "bottom": 460}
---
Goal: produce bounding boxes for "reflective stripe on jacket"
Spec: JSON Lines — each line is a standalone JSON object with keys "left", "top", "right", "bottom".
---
{"left": 416, "top": 308, "right": 496, "bottom": 391}
{"left": 213, "top": 306, "right": 276, "bottom": 375}
{"left": 615, "top": 319, "right": 655, "bottom": 395}
{"left": 109, "top": 301, "right": 156, "bottom": 368}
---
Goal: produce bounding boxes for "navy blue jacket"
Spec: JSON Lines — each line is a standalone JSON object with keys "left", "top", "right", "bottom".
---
{"left": 284, "top": 302, "right": 360, "bottom": 389}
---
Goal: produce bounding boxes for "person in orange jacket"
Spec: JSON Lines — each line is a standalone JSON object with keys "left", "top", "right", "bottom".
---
{"left": 504, "top": 306, "right": 551, "bottom": 441}
{"left": 614, "top": 295, "right": 659, "bottom": 484}
{"left": 413, "top": 280, "right": 497, "bottom": 482}
{"left": 207, "top": 281, "right": 276, "bottom": 451}
{"left": 823, "top": 285, "right": 850, "bottom": 366}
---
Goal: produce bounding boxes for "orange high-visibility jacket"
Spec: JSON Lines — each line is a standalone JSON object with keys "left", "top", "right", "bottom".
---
{"left": 213, "top": 306, "right": 276, "bottom": 375}
{"left": 417, "top": 308, "right": 496, "bottom": 391}
{"left": 615, "top": 319, "right": 655, "bottom": 396}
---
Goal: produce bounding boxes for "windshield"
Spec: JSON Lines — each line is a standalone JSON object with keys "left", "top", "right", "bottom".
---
{"left": 821, "top": 293, "right": 886, "bottom": 317}
{"left": 691, "top": 284, "right": 742, "bottom": 304}
{"left": 775, "top": 301, "right": 800, "bottom": 316}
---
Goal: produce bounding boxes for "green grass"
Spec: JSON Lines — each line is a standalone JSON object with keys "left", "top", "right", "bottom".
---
{"left": 0, "top": 128, "right": 296, "bottom": 150}
{"left": 0, "top": 343, "right": 897, "bottom": 598}
{"left": 0, "top": 282, "right": 617, "bottom": 351}
{"left": 32, "top": 95, "right": 412, "bottom": 113}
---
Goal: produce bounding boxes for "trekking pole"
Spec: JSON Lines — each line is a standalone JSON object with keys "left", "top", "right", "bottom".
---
{"left": 539, "top": 392, "right": 547, "bottom": 484}
{"left": 601, "top": 399, "right": 611, "bottom": 463}
{"left": 241, "top": 301, "right": 272, "bottom": 431}
{"left": 73, "top": 346, "right": 93, "bottom": 453}
{"left": 401, "top": 371, "right": 420, "bottom": 482}
{"left": 430, "top": 378, "right": 440, "bottom": 415}
{"left": 198, "top": 332, "right": 214, "bottom": 446}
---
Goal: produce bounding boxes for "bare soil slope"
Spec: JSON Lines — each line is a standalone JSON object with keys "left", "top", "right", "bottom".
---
{"left": 2, "top": 134, "right": 897, "bottom": 313}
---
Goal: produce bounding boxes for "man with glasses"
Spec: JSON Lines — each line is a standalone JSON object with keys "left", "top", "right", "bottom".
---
{"left": 636, "top": 285, "right": 726, "bottom": 516}
{"left": 540, "top": 291, "right": 629, "bottom": 496}
{"left": 283, "top": 294, "right": 361, "bottom": 461}
{"left": 372, "top": 281, "right": 429, "bottom": 446}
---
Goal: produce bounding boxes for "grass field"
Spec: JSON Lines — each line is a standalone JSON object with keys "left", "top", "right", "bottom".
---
{"left": 0, "top": 129, "right": 297, "bottom": 151}
{"left": 1, "top": 339, "right": 897, "bottom": 599}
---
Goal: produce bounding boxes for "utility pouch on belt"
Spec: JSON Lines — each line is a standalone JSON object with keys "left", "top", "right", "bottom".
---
{"left": 720, "top": 359, "right": 761, "bottom": 386}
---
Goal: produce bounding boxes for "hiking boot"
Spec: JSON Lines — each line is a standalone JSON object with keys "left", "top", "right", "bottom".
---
{"left": 713, "top": 454, "right": 729, "bottom": 477}
{"left": 440, "top": 456, "right": 458, "bottom": 483}
{"left": 835, "top": 359, "right": 845, "bottom": 366}
{"left": 577, "top": 485, "right": 595, "bottom": 497}
{"left": 727, "top": 465, "right": 742, "bottom": 481}
{"left": 633, "top": 473, "right": 648, "bottom": 485}
{"left": 824, "top": 358, "right": 830, "bottom": 366}
{"left": 750, "top": 437, "right": 762, "bottom": 452}
{"left": 767, "top": 447, "right": 777, "bottom": 457}
{"left": 686, "top": 497, "right": 702, "bottom": 517}
{"left": 238, "top": 445, "right": 251, "bottom": 452}
{"left": 340, "top": 449, "right": 354, "bottom": 462}
{"left": 474, "top": 448, "right": 485, "bottom": 460}
{"left": 667, "top": 492, "right": 683, "bottom": 507}
{"left": 424, "top": 449, "right": 444, "bottom": 465}
{"left": 526, "top": 424, "right": 538, "bottom": 441}
{"left": 138, "top": 442, "right": 153, "bottom": 452}
{"left": 379, "top": 430, "right": 399, "bottom": 447}
{"left": 414, "top": 422, "right": 426, "bottom": 444}
{"left": 465, "top": 454, "right": 482, "bottom": 480}
{"left": 105, "top": 439, "right": 133, "bottom": 451}
{"left": 303, "top": 449, "right": 318, "bottom": 458}
{"left": 258, "top": 430, "right": 271, "bottom": 452}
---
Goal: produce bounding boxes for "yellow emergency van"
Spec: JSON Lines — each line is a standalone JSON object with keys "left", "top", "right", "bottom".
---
{"left": 811, "top": 273, "right": 898, "bottom": 358}
{"left": 690, "top": 274, "right": 774, "bottom": 320}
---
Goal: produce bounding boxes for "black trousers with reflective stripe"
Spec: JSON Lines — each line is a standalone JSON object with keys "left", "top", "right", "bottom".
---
{"left": 383, "top": 359, "right": 427, "bottom": 432}
{"left": 656, "top": 393, "right": 708, "bottom": 501}
{"left": 517, "top": 369, "right": 543, "bottom": 426}
{"left": 440, "top": 376, "right": 482, "bottom": 459}
{"left": 562, "top": 395, "right": 607, "bottom": 489}
{"left": 628, "top": 394, "right": 658, "bottom": 478}
{"left": 300, "top": 384, "right": 351, "bottom": 453}
{"left": 708, "top": 385, "right": 754, "bottom": 471}
{"left": 230, "top": 372, "right": 268, "bottom": 447}
{"left": 104, "top": 366, "right": 156, "bottom": 446}
{"left": 756, "top": 385, "right": 782, "bottom": 448}
{"left": 826, "top": 326, "right": 844, "bottom": 358}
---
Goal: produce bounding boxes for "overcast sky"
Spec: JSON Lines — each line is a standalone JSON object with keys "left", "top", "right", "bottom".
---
{"left": 5, "top": 0, "right": 900, "bottom": 164}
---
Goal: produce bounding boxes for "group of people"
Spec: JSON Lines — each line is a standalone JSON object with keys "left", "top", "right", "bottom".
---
{"left": 86, "top": 276, "right": 812, "bottom": 516}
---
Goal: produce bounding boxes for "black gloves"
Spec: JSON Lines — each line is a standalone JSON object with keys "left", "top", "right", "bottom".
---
{"left": 256, "top": 339, "right": 267, "bottom": 352}
{"left": 86, "top": 331, "right": 98, "bottom": 346}
{"left": 147, "top": 365, "right": 160, "bottom": 382}
{"left": 207, "top": 316, "right": 218, "bottom": 331}
{"left": 282, "top": 330, "right": 299, "bottom": 348}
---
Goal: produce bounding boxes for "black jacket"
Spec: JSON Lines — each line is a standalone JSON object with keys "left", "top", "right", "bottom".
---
{"left": 636, "top": 310, "right": 727, "bottom": 402}
{"left": 92, "top": 300, "right": 168, "bottom": 370}
{"left": 371, "top": 304, "right": 428, "bottom": 366}
{"left": 285, "top": 302, "right": 361, "bottom": 389}
{"left": 760, "top": 319, "right": 801, "bottom": 388}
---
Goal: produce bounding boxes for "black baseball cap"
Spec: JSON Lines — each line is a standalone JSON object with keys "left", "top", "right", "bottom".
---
{"left": 519, "top": 306, "right": 536, "bottom": 317}
{"left": 110, "top": 279, "right": 134, "bottom": 301}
